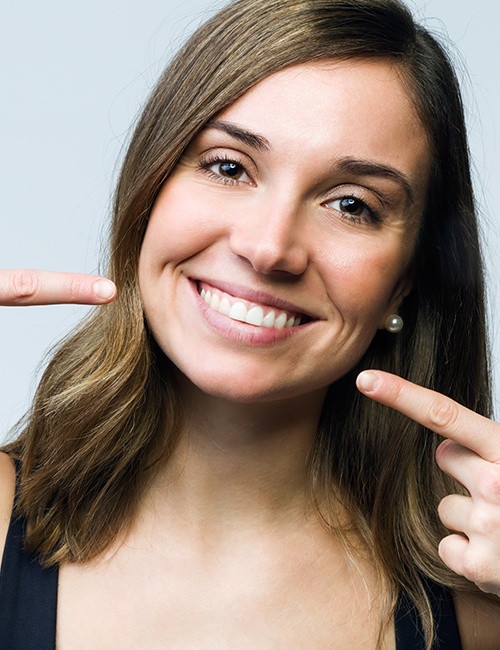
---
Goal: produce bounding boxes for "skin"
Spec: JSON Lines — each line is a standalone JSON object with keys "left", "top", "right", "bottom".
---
{"left": 0, "top": 269, "right": 116, "bottom": 305}
{"left": 357, "top": 370, "right": 500, "bottom": 598}
{"left": 138, "top": 61, "right": 426, "bottom": 406}
{"left": 1, "top": 60, "right": 500, "bottom": 647}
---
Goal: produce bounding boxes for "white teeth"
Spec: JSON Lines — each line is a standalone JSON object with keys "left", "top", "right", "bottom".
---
{"left": 262, "top": 311, "right": 275, "bottom": 328}
{"left": 229, "top": 302, "right": 247, "bottom": 322}
{"left": 210, "top": 293, "right": 220, "bottom": 311}
{"left": 246, "top": 306, "right": 264, "bottom": 326}
{"left": 219, "top": 297, "right": 231, "bottom": 315}
{"left": 274, "top": 313, "right": 287, "bottom": 329}
{"left": 200, "top": 286, "right": 303, "bottom": 330}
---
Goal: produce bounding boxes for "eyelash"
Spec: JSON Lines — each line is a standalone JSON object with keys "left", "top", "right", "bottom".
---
{"left": 197, "top": 155, "right": 382, "bottom": 224}
{"left": 198, "top": 154, "right": 252, "bottom": 185}
{"left": 325, "top": 196, "right": 383, "bottom": 225}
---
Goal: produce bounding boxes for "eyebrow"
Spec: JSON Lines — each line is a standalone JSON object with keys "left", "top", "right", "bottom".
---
{"left": 205, "top": 120, "right": 271, "bottom": 152}
{"left": 335, "top": 157, "right": 416, "bottom": 206}
{"left": 203, "top": 121, "right": 416, "bottom": 205}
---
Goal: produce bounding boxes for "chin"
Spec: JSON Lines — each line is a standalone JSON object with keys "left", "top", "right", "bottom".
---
{"left": 170, "top": 358, "right": 335, "bottom": 407}
{"left": 181, "top": 366, "right": 284, "bottom": 403}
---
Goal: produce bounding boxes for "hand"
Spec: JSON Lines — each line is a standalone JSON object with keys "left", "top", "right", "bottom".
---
{"left": 357, "top": 369, "right": 500, "bottom": 597}
{"left": 0, "top": 269, "right": 116, "bottom": 306}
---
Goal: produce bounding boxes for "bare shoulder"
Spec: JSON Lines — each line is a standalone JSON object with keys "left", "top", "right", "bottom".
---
{"left": 454, "top": 589, "right": 500, "bottom": 650}
{"left": 0, "top": 452, "right": 16, "bottom": 561}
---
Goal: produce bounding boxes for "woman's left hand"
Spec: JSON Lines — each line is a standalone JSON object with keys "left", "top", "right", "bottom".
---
{"left": 357, "top": 369, "right": 500, "bottom": 597}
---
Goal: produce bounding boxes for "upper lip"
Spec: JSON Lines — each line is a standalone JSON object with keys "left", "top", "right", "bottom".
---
{"left": 191, "top": 277, "right": 321, "bottom": 320}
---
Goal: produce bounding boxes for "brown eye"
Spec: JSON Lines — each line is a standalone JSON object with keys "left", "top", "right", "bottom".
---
{"left": 325, "top": 195, "right": 379, "bottom": 224}
{"left": 202, "top": 157, "right": 252, "bottom": 184}
{"left": 339, "top": 197, "right": 364, "bottom": 216}
{"left": 219, "top": 161, "right": 242, "bottom": 178}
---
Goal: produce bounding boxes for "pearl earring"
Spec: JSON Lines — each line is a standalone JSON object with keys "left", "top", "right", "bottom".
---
{"left": 385, "top": 314, "right": 404, "bottom": 333}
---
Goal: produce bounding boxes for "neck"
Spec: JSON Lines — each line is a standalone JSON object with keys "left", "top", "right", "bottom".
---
{"left": 145, "top": 380, "right": 327, "bottom": 532}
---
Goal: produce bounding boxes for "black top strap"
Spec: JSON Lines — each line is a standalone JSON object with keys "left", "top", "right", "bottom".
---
{"left": 0, "top": 461, "right": 58, "bottom": 650}
{"left": 395, "top": 577, "right": 462, "bottom": 649}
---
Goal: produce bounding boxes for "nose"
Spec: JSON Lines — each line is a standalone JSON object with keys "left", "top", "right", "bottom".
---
{"left": 228, "top": 196, "right": 309, "bottom": 276}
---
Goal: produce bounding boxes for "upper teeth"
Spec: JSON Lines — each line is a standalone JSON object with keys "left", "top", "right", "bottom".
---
{"left": 199, "top": 287, "right": 301, "bottom": 329}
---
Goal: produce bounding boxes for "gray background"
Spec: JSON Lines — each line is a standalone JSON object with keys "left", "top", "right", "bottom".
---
{"left": 1, "top": 0, "right": 499, "bottom": 441}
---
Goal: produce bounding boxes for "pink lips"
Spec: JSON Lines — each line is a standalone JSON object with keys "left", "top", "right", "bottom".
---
{"left": 190, "top": 278, "right": 315, "bottom": 345}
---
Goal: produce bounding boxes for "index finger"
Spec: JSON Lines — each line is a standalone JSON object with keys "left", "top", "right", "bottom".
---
{"left": 0, "top": 269, "right": 116, "bottom": 306}
{"left": 356, "top": 370, "right": 499, "bottom": 462}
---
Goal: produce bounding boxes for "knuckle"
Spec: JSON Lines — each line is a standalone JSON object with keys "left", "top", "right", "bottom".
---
{"left": 10, "top": 270, "right": 38, "bottom": 300}
{"left": 429, "top": 396, "right": 460, "bottom": 432}
{"left": 469, "top": 505, "right": 495, "bottom": 536}
{"left": 476, "top": 466, "right": 500, "bottom": 501}
{"left": 68, "top": 276, "right": 83, "bottom": 302}
{"left": 461, "top": 550, "right": 489, "bottom": 587}
{"left": 387, "top": 377, "right": 406, "bottom": 405}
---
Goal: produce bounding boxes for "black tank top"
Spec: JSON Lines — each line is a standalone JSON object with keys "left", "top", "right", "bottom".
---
{"left": 0, "top": 469, "right": 462, "bottom": 649}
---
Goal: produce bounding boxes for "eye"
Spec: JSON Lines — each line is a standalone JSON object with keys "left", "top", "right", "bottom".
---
{"left": 326, "top": 196, "right": 381, "bottom": 224}
{"left": 199, "top": 155, "right": 253, "bottom": 185}
{"left": 217, "top": 161, "right": 245, "bottom": 179}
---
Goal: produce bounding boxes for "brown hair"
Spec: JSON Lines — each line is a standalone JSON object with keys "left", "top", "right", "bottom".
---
{"left": 5, "top": 1, "right": 491, "bottom": 646}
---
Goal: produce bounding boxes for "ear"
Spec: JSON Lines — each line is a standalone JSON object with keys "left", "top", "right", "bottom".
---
{"left": 377, "top": 272, "right": 413, "bottom": 330}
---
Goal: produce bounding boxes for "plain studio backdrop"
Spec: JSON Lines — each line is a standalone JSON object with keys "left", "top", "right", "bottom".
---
{"left": 1, "top": 0, "right": 499, "bottom": 441}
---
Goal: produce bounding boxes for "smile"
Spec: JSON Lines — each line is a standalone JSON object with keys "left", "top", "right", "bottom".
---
{"left": 197, "top": 282, "right": 305, "bottom": 329}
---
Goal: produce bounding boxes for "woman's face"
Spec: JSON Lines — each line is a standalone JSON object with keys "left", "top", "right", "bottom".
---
{"left": 138, "top": 60, "right": 430, "bottom": 404}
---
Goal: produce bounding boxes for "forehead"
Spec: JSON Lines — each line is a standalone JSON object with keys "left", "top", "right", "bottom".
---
{"left": 214, "top": 59, "right": 430, "bottom": 197}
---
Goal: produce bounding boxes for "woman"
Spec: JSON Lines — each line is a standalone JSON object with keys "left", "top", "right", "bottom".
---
{"left": 1, "top": 0, "right": 500, "bottom": 648}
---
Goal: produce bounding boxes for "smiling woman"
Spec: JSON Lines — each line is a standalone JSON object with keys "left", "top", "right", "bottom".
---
{"left": 138, "top": 60, "right": 426, "bottom": 401}
{"left": 1, "top": 1, "right": 500, "bottom": 649}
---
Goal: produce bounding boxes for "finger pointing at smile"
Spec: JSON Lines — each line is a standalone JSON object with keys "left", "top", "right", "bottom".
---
{"left": 356, "top": 370, "right": 500, "bottom": 463}
{"left": 356, "top": 369, "right": 500, "bottom": 595}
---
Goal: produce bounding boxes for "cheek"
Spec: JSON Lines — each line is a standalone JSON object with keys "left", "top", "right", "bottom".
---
{"left": 318, "top": 236, "right": 410, "bottom": 317}
{"left": 141, "top": 194, "right": 199, "bottom": 266}
{"left": 141, "top": 180, "right": 225, "bottom": 268}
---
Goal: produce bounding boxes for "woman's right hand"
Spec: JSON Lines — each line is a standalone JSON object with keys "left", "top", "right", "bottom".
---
{"left": 0, "top": 270, "right": 116, "bottom": 306}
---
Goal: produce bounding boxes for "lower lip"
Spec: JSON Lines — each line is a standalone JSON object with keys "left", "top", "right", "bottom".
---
{"left": 189, "top": 279, "right": 307, "bottom": 345}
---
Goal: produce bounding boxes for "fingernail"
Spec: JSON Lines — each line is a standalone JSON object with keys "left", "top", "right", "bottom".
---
{"left": 356, "top": 371, "right": 381, "bottom": 393}
{"left": 93, "top": 279, "right": 116, "bottom": 300}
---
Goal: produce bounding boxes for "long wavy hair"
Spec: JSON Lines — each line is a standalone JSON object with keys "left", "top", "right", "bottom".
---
{"left": 5, "top": 1, "right": 491, "bottom": 646}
